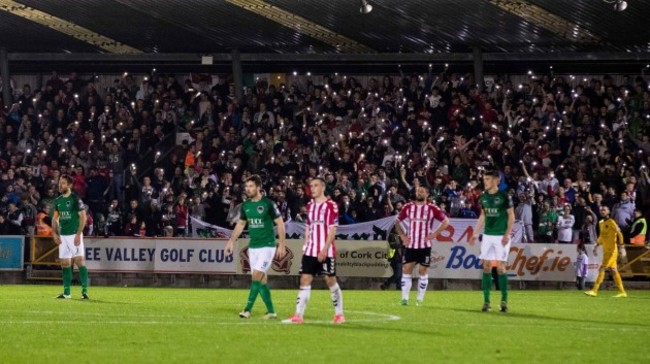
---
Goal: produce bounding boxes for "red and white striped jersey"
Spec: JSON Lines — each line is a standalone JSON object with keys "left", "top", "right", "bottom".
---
{"left": 397, "top": 202, "right": 448, "bottom": 249}
{"left": 304, "top": 199, "right": 339, "bottom": 257}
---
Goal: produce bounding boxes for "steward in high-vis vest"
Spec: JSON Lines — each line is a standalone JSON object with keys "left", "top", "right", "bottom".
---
{"left": 380, "top": 227, "right": 403, "bottom": 291}
{"left": 35, "top": 204, "right": 52, "bottom": 236}
{"left": 629, "top": 208, "right": 647, "bottom": 246}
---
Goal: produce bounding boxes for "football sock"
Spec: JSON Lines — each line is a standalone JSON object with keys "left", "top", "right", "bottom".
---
{"left": 401, "top": 274, "right": 412, "bottom": 301}
{"left": 416, "top": 275, "right": 429, "bottom": 301}
{"left": 612, "top": 271, "right": 626, "bottom": 294}
{"left": 62, "top": 266, "right": 72, "bottom": 296}
{"left": 592, "top": 271, "right": 605, "bottom": 293}
{"left": 499, "top": 274, "right": 508, "bottom": 302}
{"left": 259, "top": 283, "right": 275, "bottom": 314}
{"left": 329, "top": 283, "right": 343, "bottom": 315}
{"left": 244, "top": 280, "right": 261, "bottom": 312}
{"left": 79, "top": 266, "right": 89, "bottom": 294}
{"left": 295, "top": 286, "right": 311, "bottom": 317}
{"left": 482, "top": 273, "right": 492, "bottom": 303}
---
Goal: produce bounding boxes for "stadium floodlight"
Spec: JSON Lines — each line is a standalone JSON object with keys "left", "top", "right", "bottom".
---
{"left": 360, "top": 0, "right": 373, "bottom": 14}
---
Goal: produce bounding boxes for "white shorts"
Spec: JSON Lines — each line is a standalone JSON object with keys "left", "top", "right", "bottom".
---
{"left": 479, "top": 234, "right": 511, "bottom": 262}
{"left": 59, "top": 234, "right": 84, "bottom": 260}
{"left": 248, "top": 247, "right": 276, "bottom": 273}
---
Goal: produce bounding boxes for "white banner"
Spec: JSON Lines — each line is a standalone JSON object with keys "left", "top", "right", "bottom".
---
{"left": 191, "top": 216, "right": 476, "bottom": 242}
{"left": 84, "top": 238, "right": 235, "bottom": 274}
{"left": 192, "top": 217, "right": 234, "bottom": 238}
{"left": 191, "top": 216, "right": 399, "bottom": 241}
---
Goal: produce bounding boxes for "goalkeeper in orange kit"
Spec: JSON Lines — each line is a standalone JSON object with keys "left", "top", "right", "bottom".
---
{"left": 584, "top": 206, "right": 627, "bottom": 298}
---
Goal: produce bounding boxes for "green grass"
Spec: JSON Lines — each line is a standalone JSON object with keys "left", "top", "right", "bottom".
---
{"left": 0, "top": 285, "right": 647, "bottom": 364}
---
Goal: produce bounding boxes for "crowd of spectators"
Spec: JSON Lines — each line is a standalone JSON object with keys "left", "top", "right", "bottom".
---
{"left": 0, "top": 67, "right": 649, "bottom": 245}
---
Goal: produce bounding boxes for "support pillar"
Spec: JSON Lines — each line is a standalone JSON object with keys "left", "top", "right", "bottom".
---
{"left": 472, "top": 47, "right": 484, "bottom": 92}
{"left": 231, "top": 49, "right": 243, "bottom": 103}
{"left": 0, "top": 48, "right": 11, "bottom": 109}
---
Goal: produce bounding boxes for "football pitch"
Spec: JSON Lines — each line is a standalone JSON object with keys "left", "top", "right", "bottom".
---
{"left": 0, "top": 285, "right": 647, "bottom": 364}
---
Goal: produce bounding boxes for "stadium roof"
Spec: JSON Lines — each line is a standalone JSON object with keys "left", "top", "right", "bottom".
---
{"left": 0, "top": 0, "right": 649, "bottom": 55}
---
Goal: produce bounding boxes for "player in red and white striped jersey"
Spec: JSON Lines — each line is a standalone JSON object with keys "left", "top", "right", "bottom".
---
{"left": 395, "top": 186, "right": 449, "bottom": 306}
{"left": 303, "top": 198, "right": 338, "bottom": 259}
{"left": 287, "top": 177, "right": 344, "bottom": 324}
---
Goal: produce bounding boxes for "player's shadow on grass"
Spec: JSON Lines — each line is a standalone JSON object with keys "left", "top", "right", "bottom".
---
{"left": 306, "top": 323, "right": 445, "bottom": 337}
{"left": 443, "top": 307, "right": 649, "bottom": 328}
{"left": 76, "top": 299, "right": 133, "bottom": 305}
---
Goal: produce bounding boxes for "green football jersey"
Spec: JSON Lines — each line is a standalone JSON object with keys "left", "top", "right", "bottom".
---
{"left": 51, "top": 193, "right": 84, "bottom": 236}
{"left": 240, "top": 197, "right": 281, "bottom": 248}
{"left": 479, "top": 190, "right": 513, "bottom": 236}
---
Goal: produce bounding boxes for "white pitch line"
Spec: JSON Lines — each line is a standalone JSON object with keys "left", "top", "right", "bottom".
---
{"left": 0, "top": 311, "right": 401, "bottom": 326}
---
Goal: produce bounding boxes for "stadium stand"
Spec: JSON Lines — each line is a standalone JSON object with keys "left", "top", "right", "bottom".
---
{"left": 0, "top": 70, "right": 649, "bottom": 247}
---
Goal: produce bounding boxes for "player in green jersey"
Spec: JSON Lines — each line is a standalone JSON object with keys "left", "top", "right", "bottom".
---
{"left": 225, "top": 175, "right": 286, "bottom": 319}
{"left": 51, "top": 175, "right": 89, "bottom": 299}
{"left": 469, "top": 170, "right": 515, "bottom": 313}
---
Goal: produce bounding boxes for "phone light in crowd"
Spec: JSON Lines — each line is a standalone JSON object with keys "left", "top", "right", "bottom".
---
{"left": 123, "top": 72, "right": 128, "bottom": 77}
{"left": 42, "top": 150, "right": 47, "bottom": 155}
{"left": 360, "top": 0, "right": 373, "bottom": 13}
{"left": 26, "top": 149, "right": 31, "bottom": 154}
{"left": 156, "top": 151, "right": 161, "bottom": 156}
{"left": 38, "top": 114, "right": 42, "bottom": 118}
{"left": 518, "top": 84, "right": 523, "bottom": 89}
{"left": 527, "top": 70, "right": 533, "bottom": 75}
{"left": 32, "top": 98, "right": 36, "bottom": 103}
{"left": 428, "top": 63, "right": 433, "bottom": 68}
{"left": 74, "top": 94, "right": 79, "bottom": 99}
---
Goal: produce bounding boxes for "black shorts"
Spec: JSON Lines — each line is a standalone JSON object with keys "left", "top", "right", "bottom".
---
{"left": 300, "top": 255, "right": 336, "bottom": 276}
{"left": 403, "top": 247, "right": 432, "bottom": 267}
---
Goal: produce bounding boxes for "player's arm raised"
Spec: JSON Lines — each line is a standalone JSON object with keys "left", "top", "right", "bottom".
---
{"left": 469, "top": 207, "right": 485, "bottom": 245}
{"left": 274, "top": 216, "right": 286, "bottom": 258}
{"left": 503, "top": 206, "right": 515, "bottom": 245}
